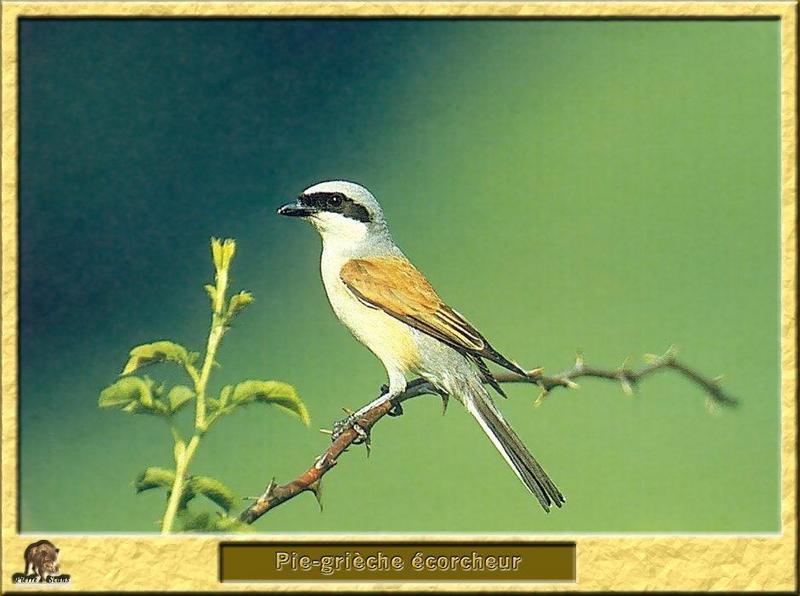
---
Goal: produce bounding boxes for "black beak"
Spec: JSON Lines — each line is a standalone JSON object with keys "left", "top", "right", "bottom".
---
{"left": 277, "top": 202, "right": 316, "bottom": 218}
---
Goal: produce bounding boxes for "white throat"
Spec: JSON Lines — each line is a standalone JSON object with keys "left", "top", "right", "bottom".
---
{"left": 312, "top": 212, "right": 398, "bottom": 263}
{"left": 313, "top": 212, "right": 369, "bottom": 254}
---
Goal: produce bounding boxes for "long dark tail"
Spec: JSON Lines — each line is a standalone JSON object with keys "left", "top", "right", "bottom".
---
{"left": 465, "top": 382, "right": 564, "bottom": 512}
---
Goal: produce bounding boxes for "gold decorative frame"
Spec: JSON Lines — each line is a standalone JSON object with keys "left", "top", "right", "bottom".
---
{"left": 1, "top": 2, "right": 796, "bottom": 592}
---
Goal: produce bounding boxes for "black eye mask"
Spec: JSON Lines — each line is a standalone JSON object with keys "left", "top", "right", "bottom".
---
{"left": 299, "top": 192, "right": 371, "bottom": 223}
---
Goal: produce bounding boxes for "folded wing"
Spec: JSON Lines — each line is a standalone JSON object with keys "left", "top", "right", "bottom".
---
{"left": 340, "top": 257, "right": 526, "bottom": 378}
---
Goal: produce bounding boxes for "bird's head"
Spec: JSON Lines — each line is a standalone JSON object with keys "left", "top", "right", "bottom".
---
{"left": 278, "top": 180, "right": 387, "bottom": 247}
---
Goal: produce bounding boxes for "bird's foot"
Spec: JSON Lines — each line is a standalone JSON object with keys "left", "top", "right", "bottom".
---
{"left": 387, "top": 400, "right": 404, "bottom": 417}
{"left": 376, "top": 383, "right": 403, "bottom": 417}
{"left": 331, "top": 410, "right": 371, "bottom": 454}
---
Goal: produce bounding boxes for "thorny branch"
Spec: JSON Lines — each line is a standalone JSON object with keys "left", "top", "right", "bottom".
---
{"left": 239, "top": 346, "right": 737, "bottom": 524}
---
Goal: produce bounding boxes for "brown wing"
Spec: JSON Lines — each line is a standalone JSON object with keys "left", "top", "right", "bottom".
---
{"left": 340, "top": 257, "right": 525, "bottom": 376}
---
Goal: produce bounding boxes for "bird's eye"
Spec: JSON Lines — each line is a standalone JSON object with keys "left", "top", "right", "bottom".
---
{"left": 329, "top": 195, "right": 343, "bottom": 208}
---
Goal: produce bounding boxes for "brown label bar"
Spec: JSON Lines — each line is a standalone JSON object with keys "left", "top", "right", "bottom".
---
{"left": 220, "top": 542, "right": 576, "bottom": 582}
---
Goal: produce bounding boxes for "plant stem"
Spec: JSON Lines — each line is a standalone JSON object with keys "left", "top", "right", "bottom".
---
{"left": 161, "top": 241, "right": 233, "bottom": 533}
{"left": 196, "top": 321, "right": 225, "bottom": 429}
{"left": 161, "top": 435, "right": 200, "bottom": 533}
{"left": 196, "top": 263, "right": 230, "bottom": 430}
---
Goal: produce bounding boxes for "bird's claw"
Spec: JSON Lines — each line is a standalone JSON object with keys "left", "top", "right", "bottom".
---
{"left": 387, "top": 400, "right": 404, "bottom": 417}
{"left": 351, "top": 420, "right": 370, "bottom": 446}
{"left": 331, "top": 413, "right": 371, "bottom": 453}
{"left": 330, "top": 415, "right": 352, "bottom": 442}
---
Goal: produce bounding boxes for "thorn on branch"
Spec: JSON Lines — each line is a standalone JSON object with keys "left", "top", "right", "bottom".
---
{"left": 533, "top": 384, "right": 548, "bottom": 408}
{"left": 619, "top": 376, "right": 635, "bottom": 396}
{"left": 308, "top": 480, "right": 323, "bottom": 511}
{"left": 263, "top": 478, "right": 277, "bottom": 500}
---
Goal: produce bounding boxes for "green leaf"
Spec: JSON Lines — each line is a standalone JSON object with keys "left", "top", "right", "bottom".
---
{"left": 179, "top": 510, "right": 251, "bottom": 533}
{"left": 121, "top": 401, "right": 140, "bottom": 413}
{"left": 230, "top": 380, "right": 310, "bottom": 426}
{"left": 167, "top": 385, "right": 195, "bottom": 413}
{"left": 222, "top": 239, "right": 236, "bottom": 268}
{"left": 134, "top": 467, "right": 175, "bottom": 493}
{"left": 99, "top": 376, "right": 153, "bottom": 410}
{"left": 185, "top": 476, "right": 236, "bottom": 512}
{"left": 227, "top": 291, "right": 254, "bottom": 319}
{"left": 204, "top": 284, "right": 217, "bottom": 304}
{"left": 210, "top": 237, "right": 236, "bottom": 272}
{"left": 212, "top": 515, "right": 251, "bottom": 533}
{"left": 121, "top": 341, "right": 194, "bottom": 376}
{"left": 219, "top": 385, "right": 233, "bottom": 407}
{"left": 180, "top": 510, "right": 215, "bottom": 532}
{"left": 211, "top": 238, "right": 223, "bottom": 271}
{"left": 99, "top": 376, "right": 170, "bottom": 416}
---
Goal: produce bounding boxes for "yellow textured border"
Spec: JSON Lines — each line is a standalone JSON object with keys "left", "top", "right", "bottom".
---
{"left": 1, "top": 2, "right": 796, "bottom": 592}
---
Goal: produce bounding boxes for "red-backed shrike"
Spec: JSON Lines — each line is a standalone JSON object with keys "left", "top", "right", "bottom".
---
{"left": 278, "top": 181, "right": 564, "bottom": 511}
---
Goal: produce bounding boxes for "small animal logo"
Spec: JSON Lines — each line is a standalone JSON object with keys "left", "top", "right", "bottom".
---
{"left": 11, "top": 540, "right": 70, "bottom": 584}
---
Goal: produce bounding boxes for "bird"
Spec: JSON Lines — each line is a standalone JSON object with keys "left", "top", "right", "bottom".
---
{"left": 277, "top": 180, "right": 564, "bottom": 512}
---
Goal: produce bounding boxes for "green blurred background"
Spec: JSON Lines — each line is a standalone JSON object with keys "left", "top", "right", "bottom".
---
{"left": 18, "top": 19, "right": 779, "bottom": 533}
